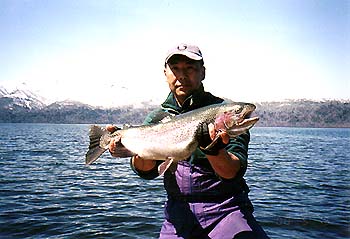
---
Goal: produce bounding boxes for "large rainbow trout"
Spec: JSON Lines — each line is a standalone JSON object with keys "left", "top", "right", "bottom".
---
{"left": 85, "top": 102, "right": 259, "bottom": 173}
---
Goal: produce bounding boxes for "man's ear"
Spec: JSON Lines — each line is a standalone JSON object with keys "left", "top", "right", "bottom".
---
{"left": 164, "top": 63, "right": 170, "bottom": 76}
{"left": 201, "top": 66, "right": 206, "bottom": 81}
{"left": 164, "top": 65, "right": 168, "bottom": 76}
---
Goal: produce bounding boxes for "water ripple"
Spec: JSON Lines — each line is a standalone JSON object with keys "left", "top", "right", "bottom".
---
{"left": 0, "top": 124, "right": 349, "bottom": 238}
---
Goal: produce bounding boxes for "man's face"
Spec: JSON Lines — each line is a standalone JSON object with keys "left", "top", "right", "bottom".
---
{"left": 164, "top": 55, "right": 205, "bottom": 104}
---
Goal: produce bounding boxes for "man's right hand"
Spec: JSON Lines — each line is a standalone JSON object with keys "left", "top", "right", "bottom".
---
{"left": 106, "top": 125, "right": 121, "bottom": 157}
{"left": 106, "top": 124, "right": 156, "bottom": 171}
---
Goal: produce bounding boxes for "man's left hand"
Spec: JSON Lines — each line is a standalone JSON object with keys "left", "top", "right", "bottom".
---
{"left": 197, "top": 122, "right": 229, "bottom": 155}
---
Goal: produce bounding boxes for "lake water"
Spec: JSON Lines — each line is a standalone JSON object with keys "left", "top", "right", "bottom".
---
{"left": 0, "top": 124, "right": 349, "bottom": 239}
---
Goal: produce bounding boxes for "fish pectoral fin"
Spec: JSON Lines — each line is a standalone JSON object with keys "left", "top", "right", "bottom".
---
{"left": 203, "top": 133, "right": 222, "bottom": 150}
{"left": 158, "top": 158, "right": 176, "bottom": 176}
{"left": 169, "top": 161, "right": 178, "bottom": 174}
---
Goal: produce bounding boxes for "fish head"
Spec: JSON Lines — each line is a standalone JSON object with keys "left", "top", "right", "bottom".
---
{"left": 214, "top": 102, "right": 259, "bottom": 137}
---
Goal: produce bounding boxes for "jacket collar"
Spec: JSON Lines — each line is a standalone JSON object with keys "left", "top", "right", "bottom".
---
{"left": 161, "top": 84, "right": 206, "bottom": 114}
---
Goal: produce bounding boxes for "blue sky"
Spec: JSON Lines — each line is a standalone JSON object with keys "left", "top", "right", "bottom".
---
{"left": 0, "top": 0, "right": 349, "bottom": 106}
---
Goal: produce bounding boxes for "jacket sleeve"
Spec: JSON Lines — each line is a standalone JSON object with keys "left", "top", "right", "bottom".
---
{"left": 225, "top": 131, "right": 250, "bottom": 179}
{"left": 130, "top": 157, "right": 162, "bottom": 180}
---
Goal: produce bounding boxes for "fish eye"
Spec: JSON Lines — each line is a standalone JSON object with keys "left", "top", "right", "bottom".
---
{"left": 233, "top": 105, "right": 242, "bottom": 113}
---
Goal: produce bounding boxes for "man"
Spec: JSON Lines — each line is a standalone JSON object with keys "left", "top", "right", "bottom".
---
{"left": 109, "top": 44, "right": 269, "bottom": 239}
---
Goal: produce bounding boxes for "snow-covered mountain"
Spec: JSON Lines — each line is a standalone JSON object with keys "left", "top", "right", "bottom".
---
{"left": 0, "top": 85, "right": 349, "bottom": 127}
{"left": 0, "top": 86, "right": 46, "bottom": 110}
{"left": 46, "top": 100, "right": 94, "bottom": 110}
{"left": 0, "top": 86, "right": 9, "bottom": 97}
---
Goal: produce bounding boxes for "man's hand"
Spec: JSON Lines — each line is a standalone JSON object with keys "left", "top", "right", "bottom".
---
{"left": 208, "top": 123, "right": 230, "bottom": 144}
{"left": 106, "top": 124, "right": 156, "bottom": 172}
{"left": 106, "top": 124, "right": 121, "bottom": 157}
{"left": 197, "top": 122, "right": 229, "bottom": 155}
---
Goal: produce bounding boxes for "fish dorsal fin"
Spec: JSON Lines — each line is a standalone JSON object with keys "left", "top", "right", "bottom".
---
{"left": 123, "top": 124, "right": 132, "bottom": 129}
{"left": 151, "top": 110, "right": 175, "bottom": 124}
{"left": 160, "top": 116, "right": 173, "bottom": 123}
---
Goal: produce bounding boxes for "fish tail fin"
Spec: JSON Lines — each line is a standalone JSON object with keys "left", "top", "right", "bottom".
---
{"left": 85, "top": 125, "right": 109, "bottom": 165}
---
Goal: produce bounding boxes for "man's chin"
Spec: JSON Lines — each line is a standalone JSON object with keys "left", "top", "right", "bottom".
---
{"left": 177, "top": 86, "right": 192, "bottom": 94}
{"left": 176, "top": 89, "right": 191, "bottom": 98}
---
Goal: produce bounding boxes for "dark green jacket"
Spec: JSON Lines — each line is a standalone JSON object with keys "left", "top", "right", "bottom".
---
{"left": 131, "top": 84, "right": 250, "bottom": 197}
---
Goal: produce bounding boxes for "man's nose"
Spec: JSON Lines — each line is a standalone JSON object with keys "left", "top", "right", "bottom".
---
{"left": 175, "top": 69, "right": 187, "bottom": 80}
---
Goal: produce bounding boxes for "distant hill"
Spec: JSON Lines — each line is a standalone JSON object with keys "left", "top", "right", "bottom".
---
{"left": 0, "top": 99, "right": 154, "bottom": 124}
{"left": 254, "top": 100, "right": 350, "bottom": 128}
{"left": 0, "top": 86, "right": 349, "bottom": 127}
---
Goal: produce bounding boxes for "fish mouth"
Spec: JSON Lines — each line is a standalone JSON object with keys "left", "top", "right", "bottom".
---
{"left": 226, "top": 114, "right": 259, "bottom": 137}
{"left": 236, "top": 107, "right": 259, "bottom": 128}
{"left": 238, "top": 116, "right": 259, "bottom": 128}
